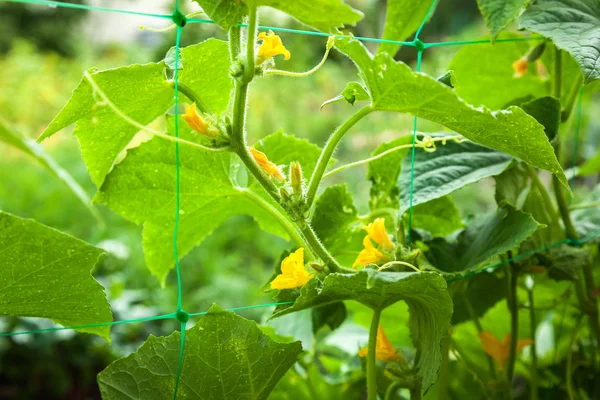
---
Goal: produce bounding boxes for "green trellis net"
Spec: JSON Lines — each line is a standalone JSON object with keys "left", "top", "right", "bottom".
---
{"left": 1, "top": 0, "right": 599, "bottom": 399}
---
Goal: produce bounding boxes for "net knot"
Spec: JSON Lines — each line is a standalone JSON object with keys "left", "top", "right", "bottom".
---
{"left": 172, "top": 9, "right": 187, "bottom": 27}
{"left": 175, "top": 310, "right": 190, "bottom": 323}
{"left": 413, "top": 38, "right": 425, "bottom": 52}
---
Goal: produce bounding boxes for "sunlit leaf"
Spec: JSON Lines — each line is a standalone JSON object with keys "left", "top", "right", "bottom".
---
{"left": 98, "top": 304, "right": 301, "bottom": 400}
{"left": 0, "top": 212, "right": 111, "bottom": 340}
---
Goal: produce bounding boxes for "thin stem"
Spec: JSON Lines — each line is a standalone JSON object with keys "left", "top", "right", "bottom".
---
{"left": 266, "top": 36, "right": 334, "bottom": 77}
{"left": 235, "top": 146, "right": 280, "bottom": 201}
{"left": 553, "top": 173, "right": 579, "bottom": 239}
{"left": 367, "top": 308, "right": 382, "bottom": 400}
{"left": 378, "top": 261, "right": 420, "bottom": 273}
{"left": 384, "top": 381, "right": 403, "bottom": 400}
{"left": 462, "top": 292, "right": 497, "bottom": 379}
{"left": 171, "top": 81, "right": 212, "bottom": 114}
{"left": 244, "top": 6, "right": 258, "bottom": 83}
{"left": 306, "top": 106, "right": 372, "bottom": 208}
{"left": 239, "top": 189, "right": 313, "bottom": 259}
{"left": 566, "top": 315, "right": 583, "bottom": 400}
{"left": 570, "top": 201, "right": 600, "bottom": 210}
{"left": 553, "top": 47, "right": 562, "bottom": 100}
{"left": 84, "top": 71, "right": 225, "bottom": 153}
{"left": 323, "top": 134, "right": 463, "bottom": 178}
{"left": 229, "top": 25, "right": 241, "bottom": 63}
{"left": 505, "top": 260, "right": 519, "bottom": 393}
{"left": 527, "top": 285, "right": 538, "bottom": 400}
{"left": 526, "top": 165, "right": 560, "bottom": 227}
{"left": 561, "top": 75, "right": 583, "bottom": 122}
{"left": 298, "top": 222, "right": 352, "bottom": 273}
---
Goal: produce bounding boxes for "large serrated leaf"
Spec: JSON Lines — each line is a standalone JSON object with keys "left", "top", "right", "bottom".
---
{"left": 411, "top": 196, "right": 464, "bottom": 237}
{"left": 96, "top": 121, "right": 322, "bottom": 283}
{"left": 38, "top": 39, "right": 231, "bottom": 187}
{"left": 98, "top": 304, "right": 302, "bottom": 400}
{"left": 272, "top": 270, "right": 452, "bottom": 388}
{"left": 476, "top": 0, "right": 530, "bottom": 40}
{"left": 425, "top": 206, "right": 539, "bottom": 272}
{"left": 397, "top": 136, "right": 512, "bottom": 215}
{"left": 0, "top": 212, "right": 111, "bottom": 339}
{"left": 193, "top": 0, "right": 363, "bottom": 32}
{"left": 520, "top": 0, "right": 600, "bottom": 83}
{"left": 335, "top": 37, "right": 568, "bottom": 187}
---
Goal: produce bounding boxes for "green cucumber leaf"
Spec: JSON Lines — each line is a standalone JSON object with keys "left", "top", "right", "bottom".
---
{"left": 272, "top": 270, "right": 452, "bottom": 389}
{"left": 98, "top": 304, "right": 302, "bottom": 400}
{"left": 96, "top": 121, "right": 321, "bottom": 284}
{"left": 311, "top": 185, "right": 363, "bottom": 267}
{"left": 377, "top": 0, "right": 436, "bottom": 56}
{"left": 38, "top": 39, "right": 232, "bottom": 187}
{"left": 425, "top": 206, "right": 539, "bottom": 272}
{"left": 335, "top": 37, "right": 567, "bottom": 187}
{"left": 448, "top": 34, "right": 548, "bottom": 109}
{"left": 397, "top": 136, "right": 512, "bottom": 215}
{"left": 541, "top": 245, "right": 592, "bottom": 281}
{"left": 451, "top": 271, "right": 506, "bottom": 325}
{"left": 410, "top": 196, "right": 464, "bottom": 237}
{"left": 476, "top": 0, "right": 530, "bottom": 40}
{"left": 0, "top": 119, "right": 97, "bottom": 219}
{"left": 520, "top": 0, "right": 600, "bottom": 83}
{"left": 0, "top": 212, "right": 111, "bottom": 340}
{"left": 494, "top": 161, "right": 531, "bottom": 209}
{"left": 368, "top": 135, "right": 413, "bottom": 210}
{"left": 519, "top": 96, "right": 561, "bottom": 141}
{"left": 193, "top": 0, "right": 363, "bottom": 32}
{"left": 320, "top": 82, "right": 369, "bottom": 110}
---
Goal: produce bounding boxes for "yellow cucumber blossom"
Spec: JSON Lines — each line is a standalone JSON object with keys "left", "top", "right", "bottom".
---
{"left": 353, "top": 218, "right": 395, "bottom": 268}
{"left": 182, "top": 104, "right": 217, "bottom": 137}
{"left": 249, "top": 147, "right": 286, "bottom": 182}
{"left": 270, "top": 248, "right": 312, "bottom": 290}
{"left": 364, "top": 218, "right": 395, "bottom": 251}
{"left": 353, "top": 235, "right": 385, "bottom": 268}
{"left": 358, "top": 325, "right": 403, "bottom": 363}
{"left": 256, "top": 30, "right": 291, "bottom": 64}
{"left": 512, "top": 57, "right": 528, "bottom": 78}
{"left": 479, "top": 332, "right": 533, "bottom": 370}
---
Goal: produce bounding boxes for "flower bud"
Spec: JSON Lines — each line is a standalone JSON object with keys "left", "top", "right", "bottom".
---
{"left": 290, "top": 161, "right": 303, "bottom": 196}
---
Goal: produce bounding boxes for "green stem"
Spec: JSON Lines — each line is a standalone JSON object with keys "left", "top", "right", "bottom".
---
{"left": 384, "top": 381, "right": 403, "bottom": 400}
{"left": 305, "top": 106, "right": 372, "bottom": 208}
{"left": 566, "top": 315, "right": 582, "bottom": 400}
{"left": 244, "top": 5, "right": 258, "bottom": 83}
{"left": 437, "top": 333, "right": 450, "bottom": 400}
{"left": 553, "top": 174, "right": 579, "bottom": 240}
{"left": 561, "top": 74, "right": 583, "bottom": 122}
{"left": 462, "top": 292, "right": 498, "bottom": 379}
{"left": 171, "top": 81, "right": 211, "bottom": 114}
{"left": 505, "top": 260, "right": 519, "bottom": 395}
{"left": 570, "top": 200, "right": 600, "bottom": 210}
{"left": 526, "top": 165, "right": 560, "bottom": 227}
{"left": 235, "top": 144, "right": 280, "bottom": 200}
{"left": 240, "top": 189, "right": 313, "bottom": 260}
{"left": 527, "top": 285, "right": 538, "bottom": 400}
{"left": 298, "top": 222, "right": 352, "bottom": 273}
{"left": 228, "top": 25, "right": 241, "bottom": 63}
{"left": 367, "top": 308, "right": 382, "bottom": 400}
{"left": 553, "top": 47, "right": 562, "bottom": 100}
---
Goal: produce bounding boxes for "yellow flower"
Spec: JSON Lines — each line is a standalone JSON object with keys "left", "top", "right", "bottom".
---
{"left": 363, "top": 218, "right": 394, "bottom": 251}
{"left": 270, "top": 248, "right": 312, "bottom": 290}
{"left": 353, "top": 235, "right": 385, "bottom": 268}
{"left": 249, "top": 147, "right": 286, "bottom": 182}
{"left": 512, "top": 57, "right": 528, "bottom": 78}
{"left": 359, "top": 325, "right": 403, "bottom": 363}
{"left": 256, "top": 30, "right": 291, "bottom": 64}
{"left": 182, "top": 104, "right": 217, "bottom": 137}
{"left": 479, "top": 331, "right": 533, "bottom": 370}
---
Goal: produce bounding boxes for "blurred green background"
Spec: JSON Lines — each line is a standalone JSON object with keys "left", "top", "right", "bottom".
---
{"left": 0, "top": 0, "right": 598, "bottom": 399}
